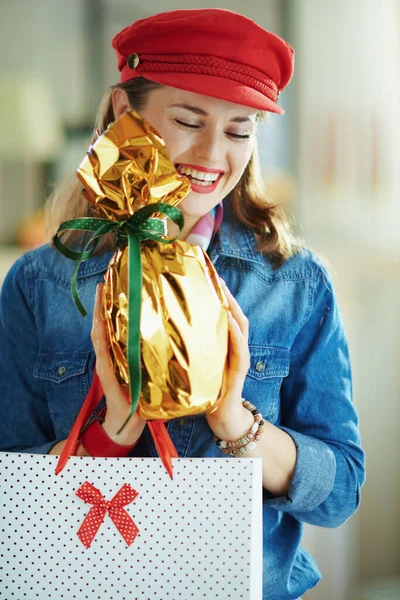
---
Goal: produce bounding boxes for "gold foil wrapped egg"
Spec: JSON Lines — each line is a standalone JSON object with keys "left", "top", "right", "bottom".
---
{"left": 76, "top": 109, "right": 229, "bottom": 420}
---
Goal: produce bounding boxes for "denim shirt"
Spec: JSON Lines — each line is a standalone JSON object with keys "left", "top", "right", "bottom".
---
{"left": 0, "top": 205, "right": 365, "bottom": 600}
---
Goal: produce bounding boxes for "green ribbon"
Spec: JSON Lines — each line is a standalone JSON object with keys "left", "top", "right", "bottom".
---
{"left": 53, "top": 203, "right": 184, "bottom": 432}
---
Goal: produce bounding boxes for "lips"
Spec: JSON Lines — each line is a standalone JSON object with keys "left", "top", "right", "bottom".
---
{"left": 174, "top": 163, "right": 225, "bottom": 194}
{"left": 186, "top": 172, "right": 223, "bottom": 194}
{"left": 175, "top": 163, "right": 225, "bottom": 174}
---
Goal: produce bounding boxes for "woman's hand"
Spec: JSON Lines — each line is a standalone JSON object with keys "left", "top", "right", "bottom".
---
{"left": 91, "top": 283, "right": 146, "bottom": 445}
{"left": 205, "top": 281, "right": 253, "bottom": 441}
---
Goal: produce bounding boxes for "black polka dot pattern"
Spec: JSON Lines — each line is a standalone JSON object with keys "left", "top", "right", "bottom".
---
{"left": 0, "top": 453, "right": 262, "bottom": 599}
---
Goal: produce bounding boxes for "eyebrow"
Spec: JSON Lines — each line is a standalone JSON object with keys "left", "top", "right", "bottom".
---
{"left": 168, "top": 103, "right": 254, "bottom": 123}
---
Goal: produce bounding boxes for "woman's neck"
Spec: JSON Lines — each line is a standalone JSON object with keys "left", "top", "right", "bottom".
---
{"left": 167, "top": 215, "right": 199, "bottom": 241}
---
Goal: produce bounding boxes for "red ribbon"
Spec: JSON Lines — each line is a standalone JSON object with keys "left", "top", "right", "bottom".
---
{"left": 56, "top": 368, "right": 104, "bottom": 474}
{"left": 147, "top": 420, "right": 178, "bottom": 479}
{"left": 55, "top": 369, "right": 178, "bottom": 479}
{"left": 76, "top": 481, "right": 139, "bottom": 549}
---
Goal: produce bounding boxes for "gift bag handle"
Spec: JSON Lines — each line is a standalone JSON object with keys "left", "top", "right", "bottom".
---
{"left": 55, "top": 369, "right": 178, "bottom": 478}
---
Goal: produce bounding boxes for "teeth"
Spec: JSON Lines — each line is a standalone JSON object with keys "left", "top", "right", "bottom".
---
{"left": 177, "top": 165, "right": 220, "bottom": 181}
{"left": 192, "top": 179, "right": 213, "bottom": 186}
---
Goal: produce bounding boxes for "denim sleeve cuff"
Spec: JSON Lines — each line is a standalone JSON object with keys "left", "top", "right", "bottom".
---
{"left": 4, "top": 440, "right": 65, "bottom": 456}
{"left": 263, "top": 427, "right": 336, "bottom": 512}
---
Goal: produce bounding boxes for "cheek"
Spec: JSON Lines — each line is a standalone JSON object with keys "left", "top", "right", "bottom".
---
{"left": 230, "top": 145, "right": 254, "bottom": 180}
{"left": 156, "top": 126, "right": 192, "bottom": 163}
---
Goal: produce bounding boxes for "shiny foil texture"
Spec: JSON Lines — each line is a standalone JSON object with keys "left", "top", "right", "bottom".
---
{"left": 104, "top": 241, "right": 228, "bottom": 420}
{"left": 76, "top": 109, "right": 229, "bottom": 420}
{"left": 77, "top": 110, "right": 191, "bottom": 219}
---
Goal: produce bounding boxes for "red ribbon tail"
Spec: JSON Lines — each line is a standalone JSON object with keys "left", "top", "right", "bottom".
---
{"left": 108, "top": 506, "right": 140, "bottom": 546}
{"left": 55, "top": 368, "right": 104, "bottom": 475}
{"left": 147, "top": 421, "right": 178, "bottom": 479}
{"left": 77, "top": 505, "right": 106, "bottom": 549}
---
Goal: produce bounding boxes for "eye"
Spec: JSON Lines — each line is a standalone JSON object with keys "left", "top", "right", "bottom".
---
{"left": 174, "top": 119, "right": 199, "bottom": 129}
{"left": 227, "top": 132, "right": 251, "bottom": 140}
{"left": 174, "top": 118, "right": 251, "bottom": 139}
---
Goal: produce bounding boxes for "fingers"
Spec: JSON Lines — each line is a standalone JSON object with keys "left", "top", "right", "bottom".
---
{"left": 91, "top": 284, "right": 121, "bottom": 394}
{"left": 227, "top": 311, "right": 250, "bottom": 371}
{"left": 220, "top": 279, "right": 249, "bottom": 341}
{"left": 211, "top": 306, "right": 250, "bottom": 414}
{"left": 227, "top": 311, "right": 242, "bottom": 361}
{"left": 91, "top": 284, "right": 108, "bottom": 367}
{"left": 91, "top": 283, "right": 146, "bottom": 443}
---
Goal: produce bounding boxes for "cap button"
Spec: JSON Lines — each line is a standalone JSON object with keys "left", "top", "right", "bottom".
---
{"left": 127, "top": 53, "right": 140, "bottom": 69}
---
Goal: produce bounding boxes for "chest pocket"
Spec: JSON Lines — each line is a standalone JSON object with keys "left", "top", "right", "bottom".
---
{"left": 243, "top": 345, "right": 290, "bottom": 424}
{"left": 33, "top": 351, "right": 94, "bottom": 437}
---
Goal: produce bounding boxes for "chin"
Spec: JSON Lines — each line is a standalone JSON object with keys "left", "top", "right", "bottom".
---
{"left": 178, "top": 192, "right": 221, "bottom": 217}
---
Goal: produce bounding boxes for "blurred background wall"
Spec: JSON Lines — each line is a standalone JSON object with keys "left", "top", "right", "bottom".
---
{"left": 1, "top": 1, "right": 400, "bottom": 598}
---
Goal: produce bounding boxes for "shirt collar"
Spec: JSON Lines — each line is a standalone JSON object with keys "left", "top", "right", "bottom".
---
{"left": 208, "top": 199, "right": 265, "bottom": 266}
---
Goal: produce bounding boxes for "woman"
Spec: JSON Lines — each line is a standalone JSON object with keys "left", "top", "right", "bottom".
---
{"left": 0, "top": 8, "right": 365, "bottom": 599}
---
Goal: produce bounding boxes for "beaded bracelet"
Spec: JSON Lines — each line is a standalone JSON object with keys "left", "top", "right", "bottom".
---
{"left": 214, "top": 399, "right": 265, "bottom": 456}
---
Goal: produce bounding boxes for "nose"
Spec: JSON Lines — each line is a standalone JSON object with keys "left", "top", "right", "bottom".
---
{"left": 193, "top": 127, "right": 222, "bottom": 164}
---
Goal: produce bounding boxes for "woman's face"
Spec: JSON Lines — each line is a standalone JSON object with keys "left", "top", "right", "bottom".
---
{"left": 123, "top": 86, "right": 258, "bottom": 221}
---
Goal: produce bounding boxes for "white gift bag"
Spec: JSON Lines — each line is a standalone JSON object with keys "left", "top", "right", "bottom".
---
{"left": 0, "top": 453, "right": 262, "bottom": 600}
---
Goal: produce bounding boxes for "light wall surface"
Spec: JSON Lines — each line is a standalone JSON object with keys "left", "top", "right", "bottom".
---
{"left": 290, "top": 0, "right": 400, "bottom": 597}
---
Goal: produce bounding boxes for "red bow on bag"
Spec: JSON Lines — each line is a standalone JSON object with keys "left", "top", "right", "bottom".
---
{"left": 76, "top": 481, "right": 139, "bottom": 549}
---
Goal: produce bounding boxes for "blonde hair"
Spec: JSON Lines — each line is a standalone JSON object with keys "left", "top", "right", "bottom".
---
{"left": 46, "top": 78, "right": 300, "bottom": 265}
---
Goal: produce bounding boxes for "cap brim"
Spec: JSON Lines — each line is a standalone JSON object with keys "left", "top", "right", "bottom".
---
{"left": 139, "top": 72, "right": 284, "bottom": 114}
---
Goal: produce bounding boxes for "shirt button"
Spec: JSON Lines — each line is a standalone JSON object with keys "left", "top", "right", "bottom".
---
{"left": 58, "top": 366, "right": 66, "bottom": 376}
{"left": 255, "top": 361, "right": 266, "bottom": 372}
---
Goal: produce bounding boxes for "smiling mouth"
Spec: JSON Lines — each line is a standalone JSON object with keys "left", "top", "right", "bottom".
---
{"left": 175, "top": 164, "right": 224, "bottom": 186}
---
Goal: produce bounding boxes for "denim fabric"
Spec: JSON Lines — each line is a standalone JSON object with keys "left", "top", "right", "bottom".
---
{"left": 0, "top": 202, "right": 365, "bottom": 599}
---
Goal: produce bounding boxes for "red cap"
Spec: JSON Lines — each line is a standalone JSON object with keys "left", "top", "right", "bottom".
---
{"left": 112, "top": 9, "right": 294, "bottom": 114}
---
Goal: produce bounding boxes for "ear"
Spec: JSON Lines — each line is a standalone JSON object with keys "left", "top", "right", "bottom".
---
{"left": 111, "top": 87, "right": 131, "bottom": 119}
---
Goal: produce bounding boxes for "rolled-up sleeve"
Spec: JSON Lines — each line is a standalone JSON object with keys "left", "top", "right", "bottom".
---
{"left": 0, "top": 257, "right": 61, "bottom": 454}
{"left": 264, "top": 264, "right": 365, "bottom": 527}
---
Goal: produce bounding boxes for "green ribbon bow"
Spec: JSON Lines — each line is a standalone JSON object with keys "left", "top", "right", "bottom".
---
{"left": 53, "top": 203, "right": 184, "bottom": 432}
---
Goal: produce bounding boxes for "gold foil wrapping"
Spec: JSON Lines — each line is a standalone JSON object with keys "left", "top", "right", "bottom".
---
{"left": 77, "top": 109, "right": 229, "bottom": 420}
{"left": 78, "top": 110, "right": 190, "bottom": 219}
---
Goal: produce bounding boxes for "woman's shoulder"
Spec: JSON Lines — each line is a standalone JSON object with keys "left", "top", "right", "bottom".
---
{"left": 268, "top": 247, "right": 337, "bottom": 305}
{"left": 278, "top": 246, "right": 332, "bottom": 281}
{"left": 217, "top": 206, "right": 333, "bottom": 285}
